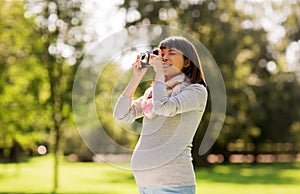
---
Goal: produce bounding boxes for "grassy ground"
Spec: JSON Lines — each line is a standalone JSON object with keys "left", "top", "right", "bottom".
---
{"left": 0, "top": 155, "right": 300, "bottom": 194}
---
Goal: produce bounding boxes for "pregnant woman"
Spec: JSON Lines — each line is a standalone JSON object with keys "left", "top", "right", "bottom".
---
{"left": 114, "top": 36, "right": 208, "bottom": 194}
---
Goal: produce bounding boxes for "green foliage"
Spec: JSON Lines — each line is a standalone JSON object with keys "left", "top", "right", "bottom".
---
{"left": 0, "top": 0, "right": 51, "bottom": 162}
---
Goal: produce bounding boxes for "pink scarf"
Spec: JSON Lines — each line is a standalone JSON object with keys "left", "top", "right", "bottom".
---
{"left": 141, "top": 74, "right": 188, "bottom": 119}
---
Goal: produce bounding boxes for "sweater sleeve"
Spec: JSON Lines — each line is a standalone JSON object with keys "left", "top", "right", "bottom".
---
{"left": 113, "top": 95, "right": 144, "bottom": 123}
{"left": 152, "top": 81, "right": 207, "bottom": 117}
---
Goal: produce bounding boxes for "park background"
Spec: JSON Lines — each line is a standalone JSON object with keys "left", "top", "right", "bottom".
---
{"left": 1, "top": 0, "right": 300, "bottom": 193}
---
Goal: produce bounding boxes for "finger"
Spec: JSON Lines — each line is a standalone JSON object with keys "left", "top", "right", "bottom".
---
{"left": 137, "top": 61, "right": 142, "bottom": 69}
{"left": 132, "top": 55, "right": 139, "bottom": 67}
{"left": 135, "top": 55, "right": 142, "bottom": 69}
{"left": 157, "top": 48, "right": 162, "bottom": 57}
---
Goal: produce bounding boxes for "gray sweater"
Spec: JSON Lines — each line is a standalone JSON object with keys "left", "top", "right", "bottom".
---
{"left": 113, "top": 76, "right": 207, "bottom": 188}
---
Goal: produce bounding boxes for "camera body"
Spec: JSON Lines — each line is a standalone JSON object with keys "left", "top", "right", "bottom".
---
{"left": 140, "top": 49, "right": 159, "bottom": 67}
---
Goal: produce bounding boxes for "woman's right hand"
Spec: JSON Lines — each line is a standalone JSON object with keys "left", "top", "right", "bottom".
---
{"left": 121, "top": 55, "right": 148, "bottom": 98}
{"left": 132, "top": 55, "right": 148, "bottom": 80}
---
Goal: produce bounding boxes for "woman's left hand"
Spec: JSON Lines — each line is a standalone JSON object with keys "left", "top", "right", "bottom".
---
{"left": 149, "top": 49, "right": 164, "bottom": 73}
{"left": 149, "top": 49, "right": 165, "bottom": 82}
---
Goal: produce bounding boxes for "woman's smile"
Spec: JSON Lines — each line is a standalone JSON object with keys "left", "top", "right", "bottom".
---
{"left": 163, "top": 63, "right": 172, "bottom": 68}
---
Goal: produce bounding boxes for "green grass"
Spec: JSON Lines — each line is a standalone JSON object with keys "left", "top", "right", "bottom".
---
{"left": 196, "top": 163, "right": 300, "bottom": 194}
{"left": 0, "top": 156, "right": 300, "bottom": 194}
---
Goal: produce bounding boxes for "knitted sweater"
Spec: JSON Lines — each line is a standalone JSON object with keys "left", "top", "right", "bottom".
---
{"left": 113, "top": 75, "right": 207, "bottom": 188}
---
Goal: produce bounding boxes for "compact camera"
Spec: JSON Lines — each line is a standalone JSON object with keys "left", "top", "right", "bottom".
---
{"left": 139, "top": 49, "right": 159, "bottom": 67}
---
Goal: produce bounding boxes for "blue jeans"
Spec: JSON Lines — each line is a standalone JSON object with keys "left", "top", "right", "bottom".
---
{"left": 138, "top": 185, "right": 196, "bottom": 194}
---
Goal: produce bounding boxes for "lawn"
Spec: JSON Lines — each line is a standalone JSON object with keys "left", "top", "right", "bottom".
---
{"left": 0, "top": 155, "right": 300, "bottom": 194}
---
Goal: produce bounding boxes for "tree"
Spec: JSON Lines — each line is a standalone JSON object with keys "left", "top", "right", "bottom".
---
{"left": 24, "top": 0, "right": 93, "bottom": 191}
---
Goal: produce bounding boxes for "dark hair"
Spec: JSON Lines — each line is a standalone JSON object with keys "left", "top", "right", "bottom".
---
{"left": 159, "top": 36, "right": 207, "bottom": 87}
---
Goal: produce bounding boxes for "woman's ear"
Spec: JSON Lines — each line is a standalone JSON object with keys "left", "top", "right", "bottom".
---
{"left": 184, "top": 59, "right": 190, "bottom": 68}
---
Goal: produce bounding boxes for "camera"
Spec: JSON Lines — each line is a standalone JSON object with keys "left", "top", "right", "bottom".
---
{"left": 140, "top": 49, "right": 159, "bottom": 67}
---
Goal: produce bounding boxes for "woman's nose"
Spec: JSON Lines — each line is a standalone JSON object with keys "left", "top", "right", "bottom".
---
{"left": 162, "top": 54, "right": 168, "bottom": 61}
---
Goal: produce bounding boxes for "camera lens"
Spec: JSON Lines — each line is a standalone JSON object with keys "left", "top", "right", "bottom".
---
{"left": 139, "top": 49, "right": 159, "bottom": 67}
{"left": 152, "top": 49, "right": 159, "bottom": 55}
{"left": 140, "top": 52, "right": 150, "bottom": 64}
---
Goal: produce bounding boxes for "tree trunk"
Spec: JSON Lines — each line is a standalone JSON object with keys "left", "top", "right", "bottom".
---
{"left": 52, "top": 118, "right": 61, "bottom": 193}
{"left": 45, "top": 50, "right": 64, "bottom": 193}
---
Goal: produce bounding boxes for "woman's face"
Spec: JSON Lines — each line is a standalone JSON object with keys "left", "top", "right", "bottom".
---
{"left": 161, "top": 48, "right": 187, "bottom": 80}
